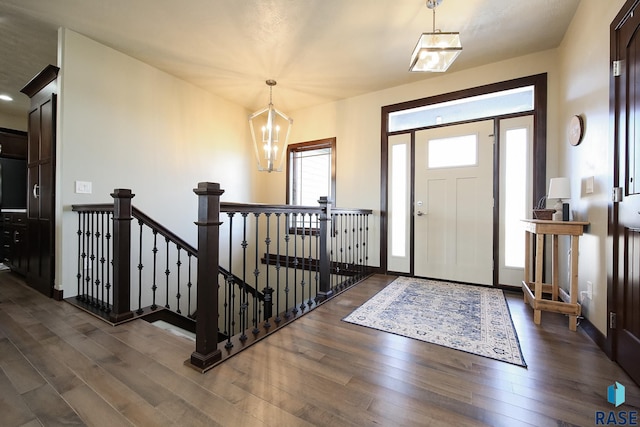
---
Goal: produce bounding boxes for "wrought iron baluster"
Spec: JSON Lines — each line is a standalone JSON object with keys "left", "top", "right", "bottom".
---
{"left": 292, "top": 213, "right": 298, "bottom": 316}
{"left": 284, "top": 213, "right": 291, "bottom": 319}
{"left": 252, "top": 213, "right": 261, "bottom": 335}
{"left": 225, "top": 212, "right": 235, "bottom": 349}
{"left": 263, "top": 212, "right": 272, "bottom": 328}
{"left": 187, "top": 253, "right": 193, "bottom": 317}
{"left": 105, "top": 212, "right": 112, "bottom": 313}
{"left": 274, "top": 212, "right": 282, "bottom": 324}
{"left": 165, "top": 237, "right": 170, "bottom": 309}
{"left": 99, "top": 211, "right": 106, "bottom": 311}
{"left": 351, "top": 213, "right": 356, "bottom": 284}
{"left": 89, "top": 212, "right": 96, "bottom": 306}
{"left": 299, "top": 213, "right": 306, "bottom": 313}
{"left": 314, "top": 212, "right": 320, "bottom": 302}
{"left": 137, "top": 219, "right": 144, "bottom": 315}
{"left": 340, "top": 213, "right": 346, "bottom": 288}
{"left": 151, "top": 230, "right": 158, "bottom": 310}
{"left": 308, "top": 213, "right": 314, "bottom": 308}
{"left": 364, "top": 213, "right": 369, "bottom": 273}
{"left": 176, "top": 246, "right": 182, "bottom": 314}
{"left": 240, "top": 212, "right": 249, "bottom": 342}
{"left": 358, "top": 213, "right": 364, "bottom": 277}
{"left": 332, "top": 213, "right": 338, "bottom": 292}
{"left": 76, "top": 212, "right": 82, "bottom": 299}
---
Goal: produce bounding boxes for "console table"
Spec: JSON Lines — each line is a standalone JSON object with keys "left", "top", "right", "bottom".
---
{"left": 521, "top": 219, "right": 589, "bottom": 331}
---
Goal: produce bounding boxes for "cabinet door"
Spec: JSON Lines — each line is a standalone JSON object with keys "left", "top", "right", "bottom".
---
{"left": 26, "top": 93, "right": 56, "bottom": 297}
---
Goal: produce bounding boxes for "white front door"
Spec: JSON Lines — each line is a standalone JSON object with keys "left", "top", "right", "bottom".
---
{"left": 414, "top": 120, "right": 494, "bottom": 285}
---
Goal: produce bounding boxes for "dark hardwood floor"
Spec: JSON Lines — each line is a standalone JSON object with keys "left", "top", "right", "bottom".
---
{"left": 0, "top": 271, "right": 638, "bottom": 426}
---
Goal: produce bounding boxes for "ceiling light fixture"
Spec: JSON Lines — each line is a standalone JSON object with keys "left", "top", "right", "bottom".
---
{"left": 409, "top": 0, "right": 462, "bottom": 72}
{"left": 0, "top": 94, "right": 13, "bottom": 102}
{"left": 248, "top": 80, "right": 293, "bottom": 173}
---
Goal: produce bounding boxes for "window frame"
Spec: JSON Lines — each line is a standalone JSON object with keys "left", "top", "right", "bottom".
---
{"left": 286, "top": 137, "right": 337, "bottom": 207}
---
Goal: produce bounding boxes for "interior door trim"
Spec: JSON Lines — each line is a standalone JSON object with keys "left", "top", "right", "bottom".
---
{"left": 380, "top": 74, "right": 548, "bottom": 278}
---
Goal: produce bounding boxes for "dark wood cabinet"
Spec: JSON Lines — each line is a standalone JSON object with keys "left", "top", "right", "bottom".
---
{"left": 20, "top": 65, "right": 58, "bottom": 298}
{"left": 1, "top": 211, "right": 27, "bottom": 275}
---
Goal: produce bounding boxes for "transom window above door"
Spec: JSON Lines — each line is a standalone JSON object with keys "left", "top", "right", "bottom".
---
{"left": 388, "top": 85, "right": 534, "bottom": 132}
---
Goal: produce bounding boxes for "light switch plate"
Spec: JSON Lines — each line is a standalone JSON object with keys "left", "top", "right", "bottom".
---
{"left": 75, "top": 181, "right": 92, "bottom": 194}
{"left": 585, "top": 176, "right": 594, "bottom": 194}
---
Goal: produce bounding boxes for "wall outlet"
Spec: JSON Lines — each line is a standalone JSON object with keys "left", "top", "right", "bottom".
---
{"left": 586, "top": 281, "right": 593, "bottom": 299}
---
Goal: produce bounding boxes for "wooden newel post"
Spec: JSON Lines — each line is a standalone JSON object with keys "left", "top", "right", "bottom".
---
{"left": 317, "top": 196, "right": 333, "bottom": 301}
{"left": 110, "top": 189, "right": 134, "bottom": 323}
{"left": 190, "top": 182, "right": 224, "bottom": 371}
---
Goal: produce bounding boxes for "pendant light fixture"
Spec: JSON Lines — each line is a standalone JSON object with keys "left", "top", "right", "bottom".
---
{"left": 248, "top": 80, "right": 293, "bottom": 172}
{"left": 409, "top": 0, "right": 462, "bottom": 72}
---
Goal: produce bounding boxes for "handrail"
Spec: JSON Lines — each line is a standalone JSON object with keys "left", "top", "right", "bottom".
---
{"left": 71, "top": 187, "right": 373, "bottom": 372}
{"left": 72, "top": 203, "right": 114, "bottom": 212}
{"left": 220, "top": 202, "right": 321, "bottom": 214}
{"left": 132, "top": 207, "right": 197, "bottom": 255}
{"left": 71, "top": 203, "right": 265, "bottom": 305}
{"left": 221, "top": 201, "right": 372, "bottom": 215}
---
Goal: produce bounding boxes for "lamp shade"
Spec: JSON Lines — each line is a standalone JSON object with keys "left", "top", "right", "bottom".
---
{"left": 547, "top": 177, "right": 571, "bottom": 200}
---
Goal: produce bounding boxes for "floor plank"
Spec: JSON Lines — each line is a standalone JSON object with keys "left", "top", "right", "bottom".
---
{"left": 0, "top": 271, "right": 639, "bottom": 427}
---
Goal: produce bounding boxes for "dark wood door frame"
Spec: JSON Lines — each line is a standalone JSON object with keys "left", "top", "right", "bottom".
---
{"left": 379, "top": 74, "right": 548, "bottom": 280}
{"left": 607, "top": 0, "right": 640, "bottom": 384}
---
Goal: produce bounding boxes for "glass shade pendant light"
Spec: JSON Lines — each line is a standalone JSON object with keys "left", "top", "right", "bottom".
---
{"left": 248, "top": 79, "right": 293, "bottom": 172}
{"left": 409, "top": 0, "right": 462, "bottom": 72}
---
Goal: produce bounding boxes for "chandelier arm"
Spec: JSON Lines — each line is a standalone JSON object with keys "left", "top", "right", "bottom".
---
{"left": 272, "top": 107, "right": 293, "bottom": 122}
{"left": 248, "top": 106, "right": 270, "bottom": 120}
{"left": 248, "top": 117, "right": 266, "bottom": 170}
{"left": 273, "top": 120, "right": 293, "bottom": 172}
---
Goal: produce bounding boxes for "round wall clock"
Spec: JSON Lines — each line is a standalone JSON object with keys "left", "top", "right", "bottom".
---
{"left": 568, "top": 114, "right": 584, "bottom": 146}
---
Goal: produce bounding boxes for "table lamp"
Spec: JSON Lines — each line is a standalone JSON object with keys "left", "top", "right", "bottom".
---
{"left": 548, "top": 177, "right": 571, "bottom": 221}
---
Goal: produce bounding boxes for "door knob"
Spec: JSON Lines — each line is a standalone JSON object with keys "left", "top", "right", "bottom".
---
{"left": 416, "top": 210, "right": 426, "bottom": 216}
{"left": 32, "top": 184, "right": 40, "bottom": 199}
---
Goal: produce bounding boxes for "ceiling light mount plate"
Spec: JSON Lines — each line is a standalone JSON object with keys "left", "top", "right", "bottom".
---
{"left": 426, "top": 0, "right": 443, "bottom": 9}
{"left": 265, "top": 79, "right": 277, "bottom": 87}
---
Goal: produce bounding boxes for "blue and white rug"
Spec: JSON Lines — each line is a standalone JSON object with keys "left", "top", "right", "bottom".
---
{"left": 342, "top": 276, "right": 526, "bottom": 367}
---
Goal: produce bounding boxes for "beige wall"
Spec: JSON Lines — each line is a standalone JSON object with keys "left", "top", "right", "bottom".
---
{"left": 556, "top": 0, "right": 626, "bottom": 335}
{"left": 254, "top": 0, "right": 620, "bottom": 336}
{"left": 0, "top": 112, "right": 27, "bottom": 131}
{"left": 255, "top": 49, "right": 562, "bottom": 270}
{"left": 56, "top": 29, "right": 254, "bottom": 296}
{"left": 53, "top": 1, "right": 623, "bottom": 335}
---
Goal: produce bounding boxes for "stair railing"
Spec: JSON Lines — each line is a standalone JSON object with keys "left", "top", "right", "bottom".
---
{"left": 71, "top": 182, "right": 372, "bottom": 372}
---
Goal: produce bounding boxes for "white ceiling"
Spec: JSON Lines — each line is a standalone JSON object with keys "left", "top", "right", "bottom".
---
{"left": 0, "top": 0, "right": 580, "bottom": 119}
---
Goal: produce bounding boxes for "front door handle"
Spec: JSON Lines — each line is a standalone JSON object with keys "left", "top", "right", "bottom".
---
{"left": 32, "top": 184, "right": 40, "bottom": 199}
{"left": 416, "top": 210, "right": 426, "bottom": 216}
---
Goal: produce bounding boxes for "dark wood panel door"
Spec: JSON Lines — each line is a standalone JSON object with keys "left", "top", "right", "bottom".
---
{"left": 21, "top": 65, "right": 58, "bottom": 299}
{"left": 613, "top": 0, "right": 640, "bottom": 385}
{"left": 25, "top": 93, "right": 56, "bottom": 297}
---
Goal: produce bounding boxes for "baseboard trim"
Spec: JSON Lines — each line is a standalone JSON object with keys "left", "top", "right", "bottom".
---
{"left": 579, "top": 315, "right": 609, "bottom": 355}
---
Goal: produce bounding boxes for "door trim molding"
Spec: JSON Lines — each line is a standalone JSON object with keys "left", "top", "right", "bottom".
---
{"left": 606, "top": 0, "right": 640, "bottom": 361}
{"left": 380, "top": 74, "right": 548, "bottom": 278}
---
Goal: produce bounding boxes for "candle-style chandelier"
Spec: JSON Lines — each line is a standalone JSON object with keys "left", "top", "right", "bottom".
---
{"left": 248, "top": 79, "right": 293, "bottom": 172}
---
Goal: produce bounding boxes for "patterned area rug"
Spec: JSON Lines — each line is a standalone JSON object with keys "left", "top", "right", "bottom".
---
{"left": 343, "top": 277, "right": 526, "bottom": 367}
